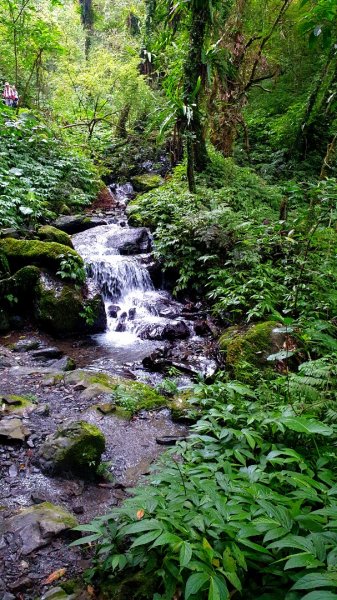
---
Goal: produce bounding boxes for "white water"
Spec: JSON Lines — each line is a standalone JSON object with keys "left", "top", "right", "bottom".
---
{"left": 72, "top": 219, "right": 187, "bottom": 352}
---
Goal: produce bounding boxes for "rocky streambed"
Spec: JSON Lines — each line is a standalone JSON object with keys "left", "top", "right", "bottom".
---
{"left": 0, "top": 183, "right": 219, "bottom": 599}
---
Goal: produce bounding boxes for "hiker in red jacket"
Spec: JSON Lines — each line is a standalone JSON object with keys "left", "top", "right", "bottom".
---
{"left": 3, "top": 82, "right": 14, "bottom": 106}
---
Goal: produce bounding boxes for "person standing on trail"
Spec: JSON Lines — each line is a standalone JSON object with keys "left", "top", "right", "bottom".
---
{"left": 3, "top": 82, "right": 14, "bottom": 106}
{"left": 11, "top": 85, "right": 19, "bottom": 108}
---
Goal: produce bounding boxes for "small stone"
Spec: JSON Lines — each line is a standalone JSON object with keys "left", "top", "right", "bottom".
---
{"left": 31, "top": 347, "right": 64, "bottom": 361}
{"left": 8, "top": 576, "right": 34, "bottom": 591}
{"left": 73, "top": 381, "right": 87, "bottom": 391}
{"left": 8, "top": 464, "right": 18, "bottom": 477}
{"left": 12, "top": 338, "right": 41, "bottom": 352}
{"left": 97, "top": 402, "right": 116, "bottom": 415}
{"left": 41, "top": 586, "right": 70, "bottom": 600}
{"left": 0, "top": 418, "right": 30, "bottom": 442}
{"left": 73, "top": 505, "right": 84, "bottom": 515}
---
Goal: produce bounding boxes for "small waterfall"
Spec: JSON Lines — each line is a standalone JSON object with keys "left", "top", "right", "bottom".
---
{"left": 87, "top": 258, "right": 153, "bottom": 302}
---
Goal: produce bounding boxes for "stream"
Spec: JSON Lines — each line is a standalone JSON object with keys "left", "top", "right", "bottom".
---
{"left": 0, "top": 183, "right": 217, "bottom": 599}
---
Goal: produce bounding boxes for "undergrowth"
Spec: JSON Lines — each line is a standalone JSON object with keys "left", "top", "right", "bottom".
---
{"left": 0, "top": 108, "right": 101, "bottom": 228}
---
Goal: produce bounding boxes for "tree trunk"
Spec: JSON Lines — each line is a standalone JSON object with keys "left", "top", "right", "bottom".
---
{"left": 79, "top": 0, "right": 94, "bottom": 58}
{"left": 183, "top": 0, "right": 209, "bottom": 176}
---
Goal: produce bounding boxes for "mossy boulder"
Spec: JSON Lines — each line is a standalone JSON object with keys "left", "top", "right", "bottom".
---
{"left": 34, "top": 272, "right": 106, "bottom": 336}
{"left": 0, "top": 250, "right": 10, "bottom": 278}
{"left": 219, "top": 321, "right": 284, "bottom": 383}
{"left": 0, "top": 238, "right": 82, "bottom": 273}
{"left": 37, "top": 225, "right": 74, "bottom": 249}
{"left": 38, "top": 421, "right": 106, "bottom": 477}
{"left": 131, "top": 174, "right": 164, "bottom": 193}
{"left": 4, "top": 502, "right": 78, "bottom": 554}
{"left": 64, "top": 370, "right": 167, "bottom": 417}
{"left": 1, "top": 394, "right": 33, "bottom": 414}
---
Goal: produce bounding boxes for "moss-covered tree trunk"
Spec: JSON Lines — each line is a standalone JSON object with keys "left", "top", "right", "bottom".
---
{"left": 79, "top": 0, "right": 94, "bottom": 58}
{"left": 183, "top": 0, "right": 209, "bottom": 180}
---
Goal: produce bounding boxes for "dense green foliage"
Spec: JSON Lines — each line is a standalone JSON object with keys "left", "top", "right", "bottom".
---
{"left": 0, "top": 109, "right": 100, "bottom": 227}
{"left": 0, "top": 0, "right": 337, "bottom": 598}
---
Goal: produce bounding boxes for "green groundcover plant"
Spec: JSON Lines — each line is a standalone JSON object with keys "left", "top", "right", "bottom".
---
{"left": 72, "top": 372, "right": 337, "bottom": 599}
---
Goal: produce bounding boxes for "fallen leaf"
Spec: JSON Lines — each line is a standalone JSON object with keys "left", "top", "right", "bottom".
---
{"left": 87, "top": 585, "right": 95, "bottom": 597}
{"left": 136, "top": 509, "right": 145, "bottom": 520}
{"left": 42, "top": 568, "right": 67, "bottom": 585}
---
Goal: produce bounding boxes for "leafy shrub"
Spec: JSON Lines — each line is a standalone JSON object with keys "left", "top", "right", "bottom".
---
{"left": 73, "top": 378, "right": 337, "bottom": 600}
{"left": 0, "top": 109, "right": 101, "bottom": 228}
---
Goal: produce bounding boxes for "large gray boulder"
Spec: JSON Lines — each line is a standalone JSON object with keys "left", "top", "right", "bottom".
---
{"left": 106, "top": 227, "right": 152, "bottom": 255}
{"left": 37, "top": 421, "right": 105, "bottom": 476}
{"left": 4, "top": 502, "right": 78, "bottom": 554}
{"left": 52, "top": 215, "right": 107, "bottom": 235}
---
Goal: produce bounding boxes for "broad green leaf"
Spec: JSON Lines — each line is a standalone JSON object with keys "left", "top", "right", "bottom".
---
{"left": 301, "top": 593, "right": 337, "bottom": 600}
{"left": 292, "top": 573, "right": 337, "bottom": 590}
{"left": 185, "top": 572, "right": 210, "bottom": 599}
{"left": 281, "top": 417, "right": 333, "bottom": 437}
{"left": 130, "top": 529, "right": 162, "bottom": 548}
{"left": 180, "top": 541, "right": 193, "bottom": 568}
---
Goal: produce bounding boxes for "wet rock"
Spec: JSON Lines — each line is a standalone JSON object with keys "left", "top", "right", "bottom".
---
{"left": 53, "top": 215, "right": 108, "bottom": 234}
{"left": 38, "top": 421, "right": 105, "bottom": 476}
{"left": 139, "top": 320, "right": 190, "bottom": 341}
{"left": 0, "top": 237, "right": 81, "bottom": 273}
{"left": 37, "top": 225, "right": 74, "bottom": 248}
{"left": 35, "top": 272, "right": 107, "bottom": 336}
{"left": 0, "top": 418, "right": 30, "bottom": 442}
{"left": 12, "top": 337, "right": 41, "bottom": 352}
{"left": 4, "top": 502, "right": 78, "bottom": 555}
{"left": 128, "top": 307, "right": 136, "bottom": 320}
{"left": 107, "top": 304, "right": 120, "bottom": 318}
{"left": 194, "top": 320, "right": 212, "bottom": 336}
{"left": 106, "top": 227, "right": 152, "bottom": 255}
{"left": 31, "top": 347, "right": 64, "bottom": 361}
{"left": 131, "top": 173, "right": 164, "bottom": 192}
{"left": 156, "top": 435, "right": 188, "bottom": 445}
{"left": 73, "top": 505, "right": 84, "bottom": 515}
{"left": 0, "top": 356, "right": 14, "bottom": 368}
{"left": 97, "top": 402, "right": 116, "bottom": 415}
{"left": 115, "top": 311, "right": 127, "bottom": 332}
{"left": 8, "top": 576, "right": 34, "bottom": 591}
{"left": 80, "top": 384, "right": 112, "bottom": 401}
{"left": 50, "top": 356, "right": 76, "bottom": 371}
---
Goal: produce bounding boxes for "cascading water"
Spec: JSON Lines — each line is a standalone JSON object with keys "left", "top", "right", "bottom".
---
{"left": 72, "top": 186, "right": 191, "bottom": 356}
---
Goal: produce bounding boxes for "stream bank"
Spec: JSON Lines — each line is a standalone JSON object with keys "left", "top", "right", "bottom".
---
{"left": 0, "top": 183, "right": 219, "bottom": 599}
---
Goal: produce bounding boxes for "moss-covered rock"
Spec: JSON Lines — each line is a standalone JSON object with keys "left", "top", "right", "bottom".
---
{"left": 219, "top": 321, "right": 284, "bottom": 383}
{"left": 131, "top": 174, "right": 164, "bottom": 193}
{"left": 170, "top": 390, "right": 198, "bottom": 423}
{"left": 65, "top": 370, "right": 167, "bottom": 417}
{"left": 38, "top": 421, "right": 106, "bottom": 477}
{"left": 1, "top": 394, "right": 33, "bottom": 414}
{"left": 0, "top": 238, "right": 82, "bottom": 273}
{"left": 37, "top": 225, "right": 74, "bottom": 249}
{"left": 0, "top": 308, "right": 10, "bottom": 333}
{"left": 34, "top": 272, "right": 106, "bottom": 336}
{"left": 0, "top": 250, "right": 10, "bottom": 278}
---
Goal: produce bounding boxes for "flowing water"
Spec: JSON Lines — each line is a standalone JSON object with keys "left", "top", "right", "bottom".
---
{"left": 72, "top": 184, "right": 198, "bottom": 370}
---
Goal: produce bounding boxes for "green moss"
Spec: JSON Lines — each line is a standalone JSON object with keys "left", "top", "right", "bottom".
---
{"left": 1, "top": 394, "right": 33, "bottom": 413}
{"left": 36, "top": 284, "right": 83, "bottom": 335}
{"left": 220, "top": 321, "right": 280, "bottom": 384}
{"left": 65, "top": 370, "right": 167, "bottom": 417}
{"left": 0, "top": 250, "right": 10, "bottom": 277}
{"left": 131, "top": 174, "right": 164, "bottom": 193}
{"left": 0, "top": 238, "right": 82, "bottom": 272}
{"left": 37, "top": 225, "right": 74, "bottom": 248}
{"left": 45, "top": 421, "right": 106, "bottom": 475}
{"left": 23, "top": 502, "right": 78, "bottom": 528}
